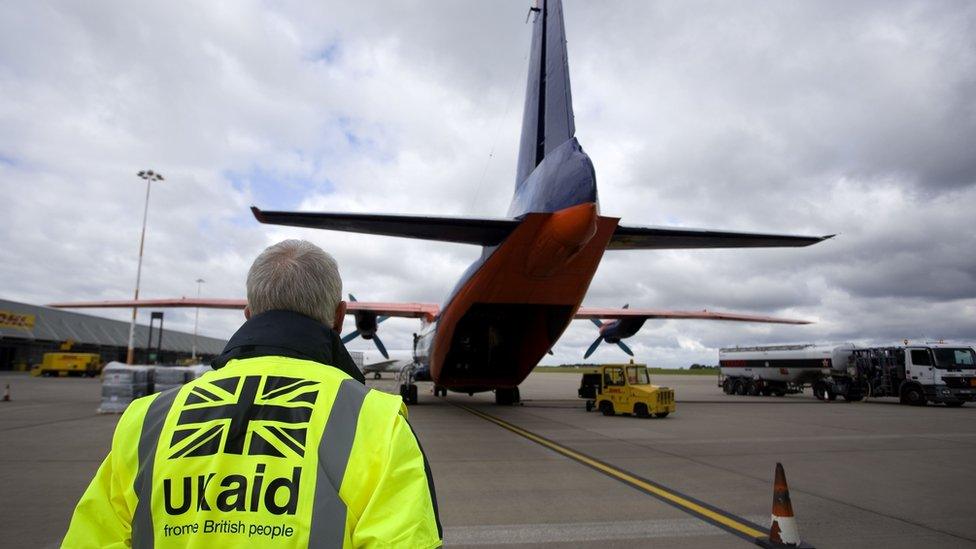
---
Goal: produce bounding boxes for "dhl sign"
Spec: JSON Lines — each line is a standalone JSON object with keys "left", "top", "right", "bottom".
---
{"left": 0, "top": 310, "right": 35, "bottom": 330}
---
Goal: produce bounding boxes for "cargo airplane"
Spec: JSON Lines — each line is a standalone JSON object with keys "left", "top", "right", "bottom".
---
{"left": 52, "top": 0, "right": 830, "bottom": 404}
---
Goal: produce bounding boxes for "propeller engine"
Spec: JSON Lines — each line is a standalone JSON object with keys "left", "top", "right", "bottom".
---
{"left": 583, "top": 304, "right": 647, "bottom": 359}
{"left": 341, "top": 294, "right": 390, "bottom": 358}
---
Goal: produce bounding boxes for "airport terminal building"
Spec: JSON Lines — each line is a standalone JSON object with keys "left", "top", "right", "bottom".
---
{"left": 0, "top": 298, "right": 227, "bottom": 369}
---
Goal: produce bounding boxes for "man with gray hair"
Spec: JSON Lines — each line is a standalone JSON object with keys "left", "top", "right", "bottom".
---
{"left": 64, "top": 239, "right": 443, "bottom": 548}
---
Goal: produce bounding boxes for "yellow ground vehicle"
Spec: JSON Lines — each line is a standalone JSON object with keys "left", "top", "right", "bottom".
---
{"left": 578, "top": 364, "right": 676, "bottom": 418}
{"left": 31, "top": 353, "right": 102, "bottom": 377}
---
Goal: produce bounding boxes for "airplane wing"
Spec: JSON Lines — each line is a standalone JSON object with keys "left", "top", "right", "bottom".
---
{"left": 48, "top": 298, "right": 440, "bottom": 321}
{"left": 251, "top": 207, "right": 518, "bottom": 246}
{"left": 608, "top": 224, "right": 833, "bottom": 250}
{"left": 345, "top": 301, "right": 439, "bottom": 321}
{"left": 362, "top": 358, "right": 401, "bottom": 371}
{"left": 574, "top": 306, "right": 811, "bottom": 324}
{"left": 47, "top": 298, "right": 248, "bottom": 310}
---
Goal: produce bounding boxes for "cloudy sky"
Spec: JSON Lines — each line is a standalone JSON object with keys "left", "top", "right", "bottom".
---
{"left": 1, "top": 0, "right": 974, "bottom": 368}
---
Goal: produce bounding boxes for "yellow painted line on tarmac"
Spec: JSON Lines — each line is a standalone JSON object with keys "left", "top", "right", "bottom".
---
{"left": 457, "top": 404, "right": 769, "bottom": 544}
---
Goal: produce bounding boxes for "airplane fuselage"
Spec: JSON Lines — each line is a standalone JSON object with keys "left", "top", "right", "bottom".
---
{"left": 416, "top": 139, "right": 615, "bottom": 392}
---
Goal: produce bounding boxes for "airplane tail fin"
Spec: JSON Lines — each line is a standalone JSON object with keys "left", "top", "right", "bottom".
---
{"left": 515, "top": 0, "right": 575, "bottom": 187}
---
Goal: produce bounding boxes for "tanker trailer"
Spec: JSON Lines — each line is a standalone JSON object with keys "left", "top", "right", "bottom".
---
{"left": 718, "top": 344, "right": 855, "bottom": 397}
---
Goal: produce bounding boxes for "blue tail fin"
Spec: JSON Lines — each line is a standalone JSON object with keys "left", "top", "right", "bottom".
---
{"left": 515, "top": 0, "right": 575, "bottom": 187}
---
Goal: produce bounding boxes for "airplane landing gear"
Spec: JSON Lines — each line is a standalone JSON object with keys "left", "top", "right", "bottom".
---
{"left": 396, "top": 362, "right": 421, "bottom": 405}
{"left": 495, "top": 387, "right": 520, "bottom": 405}
{"left": 399, "top": 383, "right": 418, "bottom": 405}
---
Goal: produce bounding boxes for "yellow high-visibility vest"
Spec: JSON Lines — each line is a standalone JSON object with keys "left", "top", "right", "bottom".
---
{"left": 63, "top": 356, "right": 442, "bottom": 548}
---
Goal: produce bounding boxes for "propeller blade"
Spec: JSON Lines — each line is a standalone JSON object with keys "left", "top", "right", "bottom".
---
{"left": 373, "top": 334, "right": 390, "bottom": 359}
{"left": 341, "top": 330, "right": 361, "bottom": 344}
{"left": 589, "top": 318, "right": 604, "bottom": 328}
{"left": 622, "top": 303, "right": 629, "bottom": 309}
{"left": 584, "top": 336, "right": 603, "bottom": 359}
{"left": 547, "top": 349, "right": 554, "bottom": 355}
{"left": 616, "top": 340, "right": 634, "bottom": 356}
{"left": 348, "top": 293, "right": 358, "bottom": 302}
{"left": 377, "top": 316, "right": 389, "bottom": 325}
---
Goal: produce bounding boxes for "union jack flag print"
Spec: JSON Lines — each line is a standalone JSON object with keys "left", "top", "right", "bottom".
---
{"left": 168, "top": 375, "right": 320, "bottom": 459}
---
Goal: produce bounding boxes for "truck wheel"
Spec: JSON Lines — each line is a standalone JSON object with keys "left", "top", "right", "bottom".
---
{"left": 813, "top": 381, "right": 826, "bottom": 400}
{"left": 826, "top": 388, "right": 837, "bottom": 401}
{"left": 599, "top": 401, "right": 615, "bottom": 416}
{"left": 900, "top": 385, "right": 925, "bottom": 406}
{"left": 634, "top": 403, "right": 649, "bottom": 418}
{"left": 722, "top": 378, "right": 734, "bottom": 394}
{"left": 654, "top": 412, "right": 669, "bottom": 418}
{"left": 774, "top": 389, "right": 787, "bottom": 397}
{"left": 747, "top": 381, "right": 760, "bottom": 396}
{"left": 734, "top": 379, "right": 746, "bottom": 395}
{"left": 945, "top": 401, "right": 964, "bottom": 408}
{"left": 585, "top": 400, "right": 594, "bottom": 412}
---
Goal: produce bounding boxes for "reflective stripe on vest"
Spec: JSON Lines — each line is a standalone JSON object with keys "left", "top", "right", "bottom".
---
{"left": 309, "top": 378, "right": 367, "bottom": 548}
{"left": 133, "top": 387, "right": 179, "bottom": 549}
{"left": 130, "top": 377, "right": 367, "bottom": 548}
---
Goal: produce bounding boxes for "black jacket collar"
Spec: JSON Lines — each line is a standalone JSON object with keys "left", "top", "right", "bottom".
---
{"left": 211, "top": 310, "right": 365, "bottom": 383}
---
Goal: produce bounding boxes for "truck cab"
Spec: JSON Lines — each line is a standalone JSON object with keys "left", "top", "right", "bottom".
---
{"left": 578, "top": 364, "right": 675, "bottom": 418}
{"left": 902, "top": 345, "right": 976, "bottom": 406}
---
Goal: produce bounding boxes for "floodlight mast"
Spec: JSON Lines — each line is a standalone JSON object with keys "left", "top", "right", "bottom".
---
{"left": 192, "top": 278, "right": 205, "bottom": 361}
{"left": 126, "top": 170, "right": 163, "bottom": 365}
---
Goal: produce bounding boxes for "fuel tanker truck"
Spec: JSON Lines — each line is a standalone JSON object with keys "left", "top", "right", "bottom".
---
{"left": 718, "top": 342, "right": 976, "bottom": 406}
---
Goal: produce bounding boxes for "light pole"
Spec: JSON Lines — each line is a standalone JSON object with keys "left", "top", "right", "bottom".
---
{"left": 192, "top": 278, "right": 205, "bottom": 361}
{"left": 126, "top": 170, "right": 163, "bottom": 364}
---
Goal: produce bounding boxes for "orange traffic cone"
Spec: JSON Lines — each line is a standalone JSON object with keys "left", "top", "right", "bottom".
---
{"left": 2, "top": 383, "right": 10, "bottom": 402}
{"left": 758, "top": 462, "right": 813, "bottom": 548}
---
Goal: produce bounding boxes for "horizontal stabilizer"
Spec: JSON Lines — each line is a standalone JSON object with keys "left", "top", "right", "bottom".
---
{"left": 252, "top": 207, "right": 518, "bottom": 246}
{"left": 608, "top": 224, "right": 833, "bottom": 250}
{"left": 575, "top": 306, "right": 811, "bottom": 324}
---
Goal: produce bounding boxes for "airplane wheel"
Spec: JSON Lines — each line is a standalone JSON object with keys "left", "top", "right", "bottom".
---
{"left": 495, "top": 387, "right": 520, "bottom": 405}
{"left": 400, "top": 383, "right": 418, "bottom": 405}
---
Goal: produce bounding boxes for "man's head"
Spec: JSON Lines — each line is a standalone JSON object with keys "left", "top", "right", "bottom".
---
{"left": 245, "top": 239, "right": 346, "bottom": 331}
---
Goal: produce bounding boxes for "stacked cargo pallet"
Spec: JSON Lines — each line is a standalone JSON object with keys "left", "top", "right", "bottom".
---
{"left": 153, "top": 366, "right": 193, "bottom": 393}
{"left": 187, "top": 363, "right": 212, "bottom": 380}
{"left": 98, "top": 362, "right": 154, "bottom": 413}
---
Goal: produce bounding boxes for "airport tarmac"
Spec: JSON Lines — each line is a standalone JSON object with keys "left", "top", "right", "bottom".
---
{"left": 1, "top": 370, "right": 975, "bottom": 548}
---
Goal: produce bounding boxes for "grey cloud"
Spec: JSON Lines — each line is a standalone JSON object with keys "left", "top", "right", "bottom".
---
{"left": 1, "top": 1, "right": 974, "bottom": 367}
